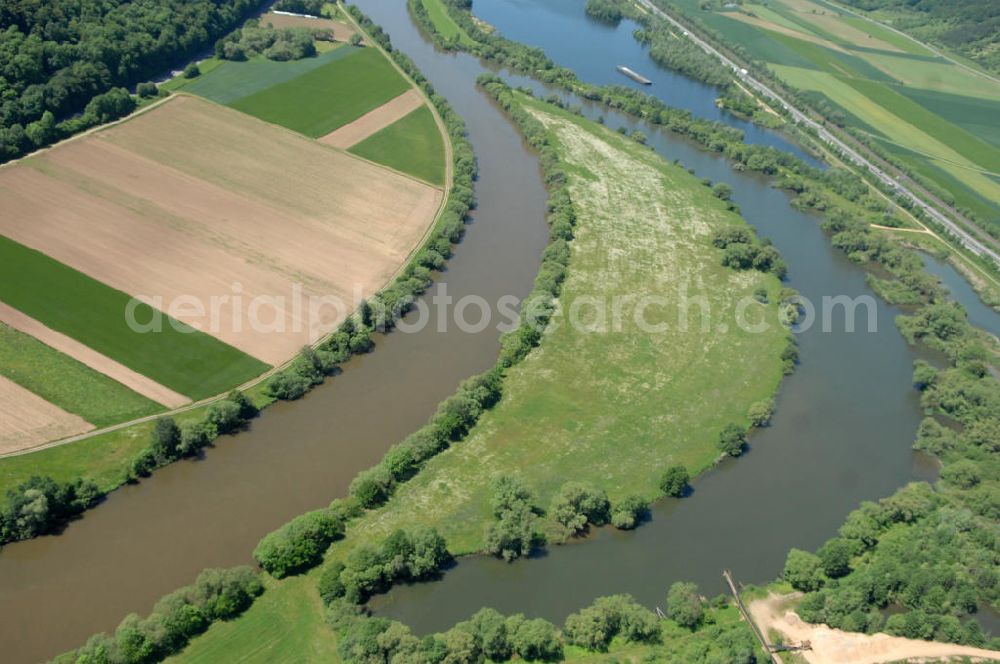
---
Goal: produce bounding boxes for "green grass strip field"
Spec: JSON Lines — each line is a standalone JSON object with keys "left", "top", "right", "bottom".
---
{"left": 181, "top": 47, "right": 356, "bottom": 105}
{"left": 0, "top": 236, "right": 269, "bottom": 400}
{"left": 0, "top": 324, "right": 162, "bottom": 428}
{"left": 229, "top": 47, "right": 411, "bottom": 137}
{"left": 421, "top": 0, "right": 476, "bottom": 47}
{"left": 349, "top": 105, "right": 445, "bottom": 185}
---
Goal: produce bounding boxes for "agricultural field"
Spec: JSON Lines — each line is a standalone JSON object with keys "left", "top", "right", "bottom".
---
{"left": 668, "top": 0, "right": 1000, "bottom": 229}
{"left": 0, "top": 323, "right": 161, "bottom": 428}
{"left": 349, "top": 105, "right": 446, "bottom": 185}
{"left": 169, "top": 94, "right": 787, "bottom": 658}
{"left": 227, "top": 47, "right": 412, "bottom": 137}
{"left": 177, "top": 47, "right": 358, "bottom": 105}
{"left": 259, "top": 10, "right": 358, "bottom": 42}
{"left": 0, "top": 377, "right": 92, "bottom": 454}
{"left": 0, "top": 234, "right": 264, "bottom": 401}
{"left": 0, "top": 94, "right": 441, "bottom": 369}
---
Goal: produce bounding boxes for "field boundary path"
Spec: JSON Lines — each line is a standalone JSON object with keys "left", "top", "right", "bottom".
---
{"left": 320, "top": 88, "right": 425, "bottom": 148}
{"left": 634, "top": 0, "right": 1000, "bottom": 269}
{"left": 750, "top": 593, "right": 1000, "bottom": 664}
{"left": 0, "top": 9, "right": 455, "bottom": 460}
{"left": 0, "top": 302, "right": 189, "bottom": 408}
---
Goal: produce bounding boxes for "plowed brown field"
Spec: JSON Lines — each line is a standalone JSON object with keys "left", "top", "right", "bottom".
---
{"left": 320, "top": 89, "right": 426, "bottom": 148}
{"left": 0, "top": 376, "right": 93, "bottom": 454}
{"left": 0, "top": 95, "right": 442, "bottom": 364}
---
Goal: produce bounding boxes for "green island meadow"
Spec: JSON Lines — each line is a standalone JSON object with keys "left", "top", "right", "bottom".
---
{"left": 161, "top": 83, "right": 789, "bottom": 663}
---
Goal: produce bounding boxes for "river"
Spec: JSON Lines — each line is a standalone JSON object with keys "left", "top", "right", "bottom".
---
{"left": 360, "top": 0, "right": 937, "bottom": 632}
{"left": 0, "top": 20, "right": 552, "bottom": 663}
{"left": 1, "top": 0, "right": 987, "bottom": 660}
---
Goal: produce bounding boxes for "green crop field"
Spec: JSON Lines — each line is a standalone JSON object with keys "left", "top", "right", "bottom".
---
{"left": 0, "top": 237, "right": 268, "bottom": 400}
{"left": 349, "top": 105, "right": 445, "bottom": 185}
{"left": 181, "top": 47, "right": 355, "bottom": 105}
{"left": 0, "top": 324, "right": 162, "bottom": 427}
{"left": 228, "top": 47, "right": 411, "bottom": 137}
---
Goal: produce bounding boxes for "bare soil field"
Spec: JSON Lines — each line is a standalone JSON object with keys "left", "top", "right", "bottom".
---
{"left": 0, "top": 303, "right": 188, "bottom": 409}
{"left": 0, "top": 376, "right": 93, "bottom": 454}
{"left": 751, "top": 593, "right": 1000, "bottom": 664}
{"left": 260, "top": 11, "right": 357, "bottom": 41}
{"left": 320, "top": 89, "right": 426, "bottom": 149}
{"left": 0, "top": 95, "right": 442, "bottom": 365}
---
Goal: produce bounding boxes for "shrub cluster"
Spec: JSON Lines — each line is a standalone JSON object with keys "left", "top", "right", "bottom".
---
{"left": 563, "top": 594, "right": 660, "bottom": 650}
{"left": 717, "top": 423, "right": 748, "bottom": 457}
{"left": 0, "top": 476, "right": 100, "bottom": 546}
{"left": 68, "top": 566, "right": 263, "bottom": 663}
{"left": 253, "top": 500, "right": 358, "bottom": 578}
{"left": 484, "top": 476, "right": 540, "bottom": 561}
{"left": 712, "top": 226, "right": 787, "bottom": 279}
{"left": 216, "top": 20, "right": 318, "bottom": 61}
{"left": 130, "top": 391, "right": 258, "bottom": 478}
{"left": 318, "top": 527, "right": 450, "bottom": 604}
{"left": 610, "top": 494, "right": 649, "bottom": 530}
{"left": 548, "top": 481, "right": 610, "bottom": 539}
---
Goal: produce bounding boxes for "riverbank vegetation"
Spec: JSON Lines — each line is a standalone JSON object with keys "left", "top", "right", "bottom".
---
{"left": 0, "top": 0, "right": 261, "bottom": 163}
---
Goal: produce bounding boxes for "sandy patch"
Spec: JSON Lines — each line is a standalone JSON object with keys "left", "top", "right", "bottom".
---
{"left": 0, "top": 95, "right": 442, "bottom": 365}
{"left": 261, "top": 11, "right": 357, "bottom": 41}
{"left": 319, "top": 89, "right": 426, "bottom": 149}
{"left": 0, "top": 303, "right": 188, "bottom": 408}
{"left": 0, "top": 376, "right": 93, "bottom": 453}
{"left": 750, "top": 593, "right": 1000, "bottom": 664}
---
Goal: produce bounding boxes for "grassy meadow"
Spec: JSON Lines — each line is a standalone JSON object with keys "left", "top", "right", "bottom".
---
{"left": 0, "top": 324, "right": 162, "bottom": 427}
{"left": 349, "top": 105, "right": 446, "bottom": 185}
{"left": 421, "top": 0, "right": 477, "bottom": 47}
{"left": 0, "top": 236, "right": 268, "bottom": 400}
{"left": 669, "top": 0, "right": 1000, "bottom": 229}
{"left": 228, "top": 47, "right": 411, "bottom": 137}
{"left": 169, "top": 94, "right": 787, "bottom": 658}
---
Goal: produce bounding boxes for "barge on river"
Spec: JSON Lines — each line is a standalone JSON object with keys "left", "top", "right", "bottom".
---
{"left": 616, "top": 65, "right": 652, "bottom": 85}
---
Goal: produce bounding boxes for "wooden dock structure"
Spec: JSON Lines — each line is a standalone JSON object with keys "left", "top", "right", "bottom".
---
{"left": 722, "top": 569, "right": 811, "bottom": 663}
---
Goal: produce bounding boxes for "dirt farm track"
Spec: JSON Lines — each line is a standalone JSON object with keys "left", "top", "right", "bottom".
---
{"left": 0, "top": 94, "right": 443, "bottom": 365}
